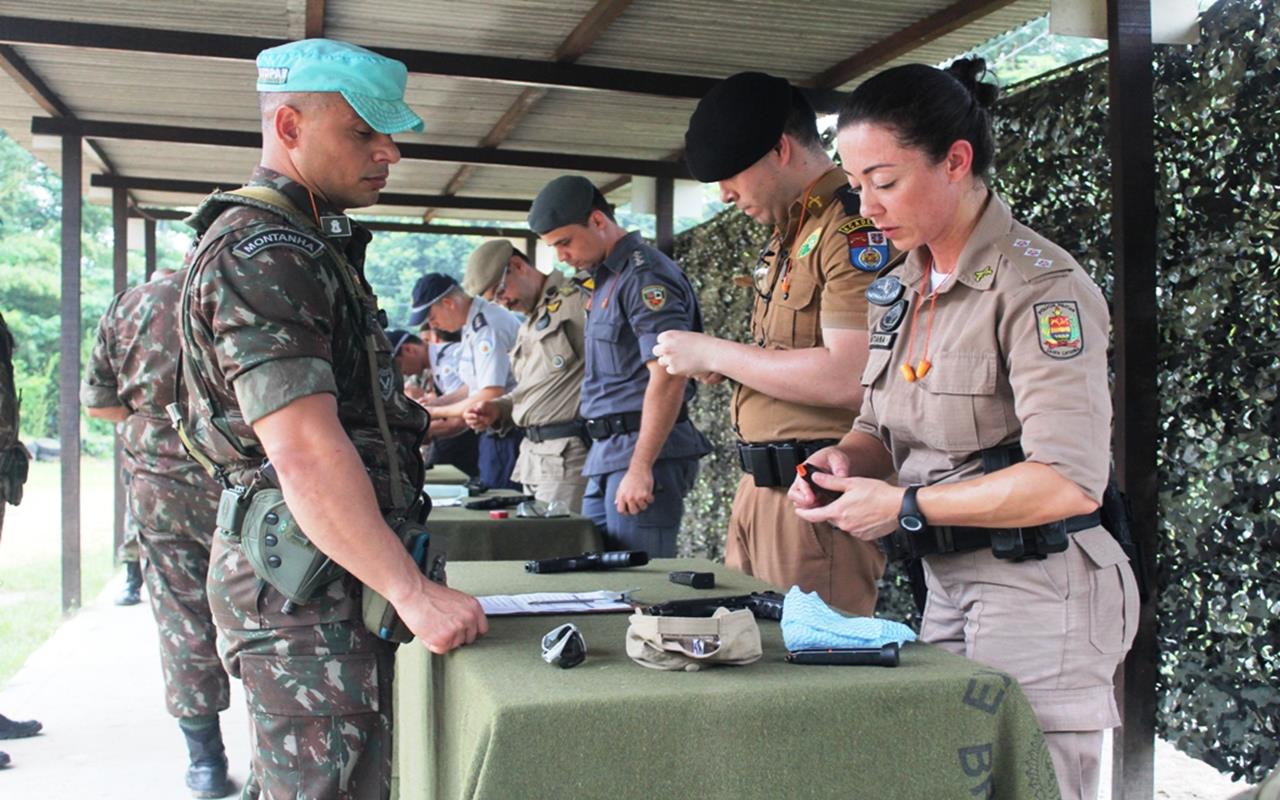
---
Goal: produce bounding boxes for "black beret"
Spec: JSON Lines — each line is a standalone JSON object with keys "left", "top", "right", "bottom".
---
{"left": 528, "top": 175, "right": 601, "bottom": 235}
{"left": 407, "top": 272, "right": 458, "bottom": 326}
{"left": 684, "top": 71, "right": 801, "bottom": 182}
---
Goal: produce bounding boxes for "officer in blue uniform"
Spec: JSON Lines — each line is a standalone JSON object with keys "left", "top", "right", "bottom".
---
{"left": 408, "top": 273, "right": 522, "bottom": 489}
{"left": 528, "top": 176, "right": 710, "bottom": 556}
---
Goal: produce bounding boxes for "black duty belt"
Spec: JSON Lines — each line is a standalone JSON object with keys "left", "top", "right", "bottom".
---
{"left": 584, "top": 406, "right": 689, "bottom": 440}
{"left": 523, "top": 419, "right": 588, "bottom": 444}
{"left": 737, "top": 439, "right": 839, "bottom": 488}
{"left": 884, "top": 511, "right": 1102, "bottom": 562}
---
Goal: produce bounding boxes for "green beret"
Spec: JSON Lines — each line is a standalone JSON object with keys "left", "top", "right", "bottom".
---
{"left": 528, "top": 175, "right": 601, "bottom": 235}
{"left": 463, "top": 239, "right": 514, "bottom": 295}
{"left": 684, "top": 71, "right": 801, "bottom": 183}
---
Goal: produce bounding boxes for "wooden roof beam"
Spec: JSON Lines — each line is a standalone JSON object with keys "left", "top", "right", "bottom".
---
{"left": 91, "top": 173, "right": 532, "bottom": 212}
{"left": 33, "top": 116, "right": 688, "bottom": 178}
{"left": 0, "top": 15, "right": 717, "bottom": 99}
{"left": 427, "top": 0, "right": 633, "bottom": 221}
{"left": 810, "top": 0, "right": 1022, "bottom": 89}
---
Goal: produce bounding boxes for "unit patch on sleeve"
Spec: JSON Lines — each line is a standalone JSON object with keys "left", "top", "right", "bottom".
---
{"left": 840, "top": 218, "right": 890, "bottom": 272}
{"left": 796, "top": 229, "right": 821, "bottom": 258}
{"left": 231, "top": 228, "right": 325, "bottom": 260}
{"left": 640, "top": 284, "right": 668, "bottom": 311}
{"left": 1034, "top": 301, "right": 1084, "bottom": 359}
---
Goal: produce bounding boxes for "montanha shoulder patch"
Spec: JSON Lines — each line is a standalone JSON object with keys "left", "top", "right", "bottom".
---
{"left": 232, "top": 228, "right": 324, "bottom": 260}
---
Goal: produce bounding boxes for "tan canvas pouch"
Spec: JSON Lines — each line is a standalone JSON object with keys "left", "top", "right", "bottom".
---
{"left": 625, "top": 607, "right": 762, "bottom": 671}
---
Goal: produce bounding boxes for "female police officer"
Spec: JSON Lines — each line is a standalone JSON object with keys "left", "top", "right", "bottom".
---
{"left": 789, "top": 58, "right": 1138, "bottom": 800}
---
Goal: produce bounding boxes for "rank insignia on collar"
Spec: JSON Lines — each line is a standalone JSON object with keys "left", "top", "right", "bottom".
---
{"left": 641, "top": 284, "right": 667, "bottom": 311}
{"left": 806, "top": 195, "right": 824, "bottom": 212}
{"left": 546, "top": 299, "right": 562, "bottom": 314}
{"left": 796, "top": 230, "right": 821, "bottom": 258}
{"left": 974, "top": 267, "right": 993, "bottom": 282}
{"left": 473, "top": 313, "right": 488, "bottom": 331}
{"left": 1034, "top": 301, "right": 1083, "bottom": 359}
{"left": 320, "top": 215, "right": 352, "bottom": 238}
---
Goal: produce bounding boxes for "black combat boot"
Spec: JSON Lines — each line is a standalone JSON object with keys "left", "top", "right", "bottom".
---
{"left": 180, "top": 718, "right": 229, "bottom": 798}
{"left": 0, "top": 713, "right": 41, "bottom": 739}
{"left": 115, "top": 560, "right": 142, "bottom": 606}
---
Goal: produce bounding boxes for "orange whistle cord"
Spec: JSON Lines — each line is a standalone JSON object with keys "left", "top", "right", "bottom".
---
{"left": 900, "top": 256, "right": 939, "bottom": 382}
{"left": 775, "top": 175, "right": 825, "bottom": 299}
{"left": 307, "top": 189, "right": 323, "bottom": 228}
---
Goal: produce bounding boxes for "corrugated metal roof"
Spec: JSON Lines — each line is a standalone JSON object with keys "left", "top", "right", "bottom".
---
{"left": 0, "top": 0, "right": 1053, "bottom": 222}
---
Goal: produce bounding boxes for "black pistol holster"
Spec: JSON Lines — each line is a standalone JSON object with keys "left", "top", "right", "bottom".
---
{"left": 883, "top": 444, "right": 1094, "bottom": 562}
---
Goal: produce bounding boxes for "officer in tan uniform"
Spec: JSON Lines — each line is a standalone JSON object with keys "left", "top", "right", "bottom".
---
{"left": 656, "top": 71, "right": 886, "bottom": 615}
{"left": 461, "top": 240, "right": 590, "bottom": 511}
{"left": 790, "top": 60, "right": 1138, "bottom": 800}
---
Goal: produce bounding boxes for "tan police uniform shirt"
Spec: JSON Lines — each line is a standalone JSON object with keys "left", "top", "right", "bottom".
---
{"left": 851, "top": 192, "right": 1112, "bottom": 499}
{"left": 491, "top": 271, "right": 590, "bottom": 495}
{"left": 733, "top": 167, "right": 883, "bottom": 442}
{"left": 851, "top": 192, "right": 1139, "bottom": 772}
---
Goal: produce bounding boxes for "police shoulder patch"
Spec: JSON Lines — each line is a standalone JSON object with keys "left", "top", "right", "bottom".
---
{"left": 477, "top": 338, "right": 493, "bottom": 356}
{"left": 1034, "top": 300, "right": 1084, "bottom": 359}
{"left": 640, "top": 284, "right": 668, "bottom": 311}
{"left": 845, "top": 220, "right": 890, "bottom": 273}
{"left": 472, "top": 313, "right": 488, "bottom": 332}
{"left": 231, "top": 228, "right": 324, "bottom": 260}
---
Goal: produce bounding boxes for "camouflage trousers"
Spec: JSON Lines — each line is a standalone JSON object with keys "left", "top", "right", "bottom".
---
{"left": 208, "top": 532, "right": 396, "bottom": 800}
{"left": 132, "top": 475, "right": 230, "bottom": 718}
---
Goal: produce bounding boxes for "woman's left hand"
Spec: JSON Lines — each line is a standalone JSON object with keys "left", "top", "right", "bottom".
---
{"left": 794, "top": 473, "right": 905, "bottom": 541}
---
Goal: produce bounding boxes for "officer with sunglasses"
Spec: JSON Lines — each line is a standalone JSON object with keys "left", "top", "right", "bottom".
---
{"left": 653, "top": 72, "right": 892, "bottom": 615}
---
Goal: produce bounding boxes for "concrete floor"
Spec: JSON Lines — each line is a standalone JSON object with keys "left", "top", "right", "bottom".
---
{"left": 0, "top": 575, "right": 1258, "bottom": 800}
{"left": 0, "top": 580, "right": 249, "bottom": 799}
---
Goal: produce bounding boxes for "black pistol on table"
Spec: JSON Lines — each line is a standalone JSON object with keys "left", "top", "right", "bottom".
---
{"left": 525, "top": 550, "right": 650, "bottom": 574}
{"left": 643, "top": 591, "right": 785, "bottom": 621}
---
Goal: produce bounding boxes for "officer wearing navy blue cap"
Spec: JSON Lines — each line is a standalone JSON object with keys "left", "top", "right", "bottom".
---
{"left": 529, "top": 176, "right": 710, "bottom": 556}
{"left": 408, "top": 273, "right": 522, "bottom": 489}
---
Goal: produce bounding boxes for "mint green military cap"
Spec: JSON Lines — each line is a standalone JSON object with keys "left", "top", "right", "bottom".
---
{"left": 256, "top": 38, "right": 424, "bottom": 134}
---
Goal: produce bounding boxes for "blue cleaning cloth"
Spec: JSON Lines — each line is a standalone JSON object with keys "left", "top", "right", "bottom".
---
{"left": 780, "top": 586, "right": 918, "bottom": 651}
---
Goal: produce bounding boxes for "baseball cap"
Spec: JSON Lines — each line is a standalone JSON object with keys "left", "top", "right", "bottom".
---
{"left": 256, "top": 38, "right": 425, "bottom": 135}
{"left": 384, "top": 329, "right": 420, "bottom": 359}
{"left": 463, "top": 240, "right": 515, "bottom": 295}
{"left": 407, "top": 273, "right": 459, "bottom": 326}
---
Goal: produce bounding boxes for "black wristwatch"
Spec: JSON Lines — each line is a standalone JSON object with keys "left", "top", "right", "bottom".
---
{"left": 898, "top": 485, "right": 927, "bottom": 534}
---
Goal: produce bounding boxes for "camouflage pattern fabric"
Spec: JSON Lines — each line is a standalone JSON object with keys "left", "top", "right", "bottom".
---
{"left": 180, "top": 167, "right": 425, "bottom": 799}
{"left": 81, "top": 272, "right": 230, "bottom": 719}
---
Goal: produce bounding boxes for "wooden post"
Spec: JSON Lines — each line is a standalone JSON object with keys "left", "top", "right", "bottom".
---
{"left": 525, "top": 235, "right": 539, "bottom": 269}
{"left": 60, "top": 134, "right": 82, "bottom": 615}
{"left": 655, "top": 175, "right": 674, "bottom": 256}
{"left": 1107, "top": 0, "right": 1158, "bottom": 797}
{"left": 144, "top": 218, "right": 157, "bottom": 281}
{"left": 110, "top": 186, "right": 127, "bottom": 563}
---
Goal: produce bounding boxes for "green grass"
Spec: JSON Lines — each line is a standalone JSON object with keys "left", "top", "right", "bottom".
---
{"left": 0, "top": 456, "right": 120, "bottom": 684}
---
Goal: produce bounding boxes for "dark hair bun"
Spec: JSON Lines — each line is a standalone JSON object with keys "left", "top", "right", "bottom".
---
{"left": 945, "top": 57, "right": 999, "bottom": 110}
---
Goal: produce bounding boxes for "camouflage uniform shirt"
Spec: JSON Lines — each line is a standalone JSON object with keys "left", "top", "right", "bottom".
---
{"left": 181, "top": 167, "right": 427, "bottom": 504}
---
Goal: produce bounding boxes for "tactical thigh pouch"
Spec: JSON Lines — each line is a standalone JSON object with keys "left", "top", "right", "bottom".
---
{"left": 361, "top": 516, "right": 447, "bottom": 645}
{"left": 238, "top": 488, "right": 346, "bottom": 605}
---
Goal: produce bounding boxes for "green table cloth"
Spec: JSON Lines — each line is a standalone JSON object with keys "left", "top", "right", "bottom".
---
{"left": 394, "top": 559, "right": 1060, "bottom": 800}
{"left": 422, "top": 464, "right": 470, "bottom": 485}
{"left": 427, "top": 490, "right": 601, "bottom": 562}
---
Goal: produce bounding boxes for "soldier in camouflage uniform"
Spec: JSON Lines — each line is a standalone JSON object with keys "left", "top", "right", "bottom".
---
{"left": 82, "top": 269, "right": 232, "bottom": 797}
{"left": 177, "top": 39, "right": 486, "bottom": 799}
{"left": 0, "top": 311, "right": 38, "bottom": 770}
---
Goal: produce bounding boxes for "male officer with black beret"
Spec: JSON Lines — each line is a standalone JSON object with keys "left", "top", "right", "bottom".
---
{"left": 529, "top": 176, "right": 710, "bottom": 556}
{"left": 653, "top": 72, "right": 888, "bottom": 614}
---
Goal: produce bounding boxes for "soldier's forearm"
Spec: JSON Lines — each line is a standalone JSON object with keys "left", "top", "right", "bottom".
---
{"left": 707, "top": 329, "right": 868, "bottom": 409}
{"left": 630, "top": 361, "right": 685, "bottom": 472}
{"left": 917, "top": 462, "right": 1099, "bottom": 528}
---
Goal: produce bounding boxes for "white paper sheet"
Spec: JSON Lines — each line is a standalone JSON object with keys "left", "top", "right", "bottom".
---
{"left": 478, "top": 591, "right": 633, "bottom": 616}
